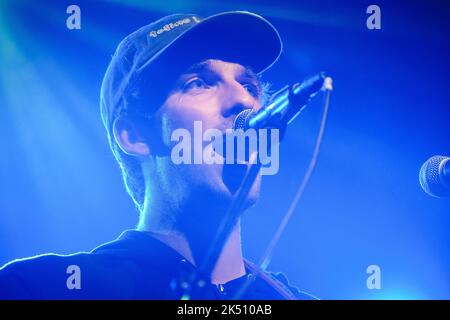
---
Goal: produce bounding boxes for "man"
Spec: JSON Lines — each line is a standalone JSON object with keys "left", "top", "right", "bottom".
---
{"left": 0, "top": 11, "right": 315, "bottom": 299}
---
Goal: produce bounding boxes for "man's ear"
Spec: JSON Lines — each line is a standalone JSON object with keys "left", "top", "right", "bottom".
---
{"left": 113, "top": 116, "right": 151, "bottom": 157}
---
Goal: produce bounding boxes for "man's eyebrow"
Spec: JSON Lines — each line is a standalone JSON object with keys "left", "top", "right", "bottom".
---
{"left": 241, "top": 67, "right": 262, "bottom": 87}
{"left": 180, "top": 60, "right": 263, "bottom": 93}
{"left": 182, "top": 61, "right": 259, "bottom": 81}
{"left": 182, "top": 60, "right": 212, "bottom": 75}
{"left": 241, "top": 67, "right": 258, "bottom": 81}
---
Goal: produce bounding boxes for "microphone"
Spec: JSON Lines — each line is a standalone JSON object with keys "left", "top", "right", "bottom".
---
{"left": 419, "top": 155, "right": 450, "bottom": 198}
{"left": 234, "top": 72, "right": 330, "bottom": 130}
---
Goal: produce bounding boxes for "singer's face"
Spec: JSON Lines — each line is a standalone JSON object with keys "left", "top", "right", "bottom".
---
{"left": 153, "top": 59, "right": 264, "bottom": 214}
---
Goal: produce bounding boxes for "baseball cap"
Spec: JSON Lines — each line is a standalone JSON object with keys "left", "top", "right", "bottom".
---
{"left": 100, "top": 11, "right": 283, "bottom": 135}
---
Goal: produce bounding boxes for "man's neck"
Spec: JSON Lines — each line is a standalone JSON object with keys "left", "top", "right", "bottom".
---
{"left": 138, "top": 221, "right": 246, "bottom": 285}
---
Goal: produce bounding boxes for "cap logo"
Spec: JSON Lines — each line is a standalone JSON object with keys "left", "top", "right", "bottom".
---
{"left": 148, "top": 16, "right": 200, "bottom": 38}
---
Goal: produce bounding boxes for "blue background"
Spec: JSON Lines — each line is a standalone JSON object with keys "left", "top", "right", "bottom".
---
{"left": 0, "top": 0, "right": 449, "bottom": 299}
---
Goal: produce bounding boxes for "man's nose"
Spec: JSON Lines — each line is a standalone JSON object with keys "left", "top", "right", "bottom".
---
{"left": 220, "top": 81, "right": 255, "bottom": 119}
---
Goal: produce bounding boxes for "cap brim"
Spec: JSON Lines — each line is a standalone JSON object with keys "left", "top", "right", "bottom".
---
{"left": 138, "top": 11, "right": 282, "bottom": 76}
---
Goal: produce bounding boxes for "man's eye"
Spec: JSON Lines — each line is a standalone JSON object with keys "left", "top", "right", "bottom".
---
{"left": 242, "top": 83, "right": 259, "bottom": 98}
{"left": 183, "top": 78, "right": 208, "bottom": 91}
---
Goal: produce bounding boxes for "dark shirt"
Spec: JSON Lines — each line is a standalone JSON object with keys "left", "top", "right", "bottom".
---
{"left": 0, "top": 230, "right": 316, "bottom": 300}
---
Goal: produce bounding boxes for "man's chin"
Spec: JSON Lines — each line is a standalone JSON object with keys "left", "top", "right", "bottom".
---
{"left": 221, "top": 163, "right": 261, "bottom": 210}
{"left": 185, "top": 162, "right": 261, "bottom": 213}
{"left": 221, "top": 163, "right": 248, "bottom": 194}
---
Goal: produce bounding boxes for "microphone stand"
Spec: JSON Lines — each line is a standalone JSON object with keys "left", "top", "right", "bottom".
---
{"left": 175, "top": 152, "right": 262, "bottom": 299}
{"left": 175, "top": 74, "right": 331, "bottom": 299}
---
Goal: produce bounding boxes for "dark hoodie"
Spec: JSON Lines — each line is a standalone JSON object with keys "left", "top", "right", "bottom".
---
{"left": 0, "top": 230, "right": 316, "bottom": 300}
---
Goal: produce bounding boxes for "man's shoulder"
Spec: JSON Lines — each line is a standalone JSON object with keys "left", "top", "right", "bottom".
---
{"left": 0, "top": 250, "right": 128, "bottom": 275}
{"left": 0, "top": 251, "right": 128, "bottom": 299}
{"left": 0, "top": 231, "right": 182, "bottom": 299}
{"left": 1, "top": 251, "right": 88, "bottom": 272}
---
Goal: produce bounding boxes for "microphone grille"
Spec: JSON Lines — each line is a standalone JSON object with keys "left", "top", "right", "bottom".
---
{"left": 233, "top": 109, "right": 253, "bottom": 130}
{"left": 419, "top": 155, "right": 450, "bottom": 198}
